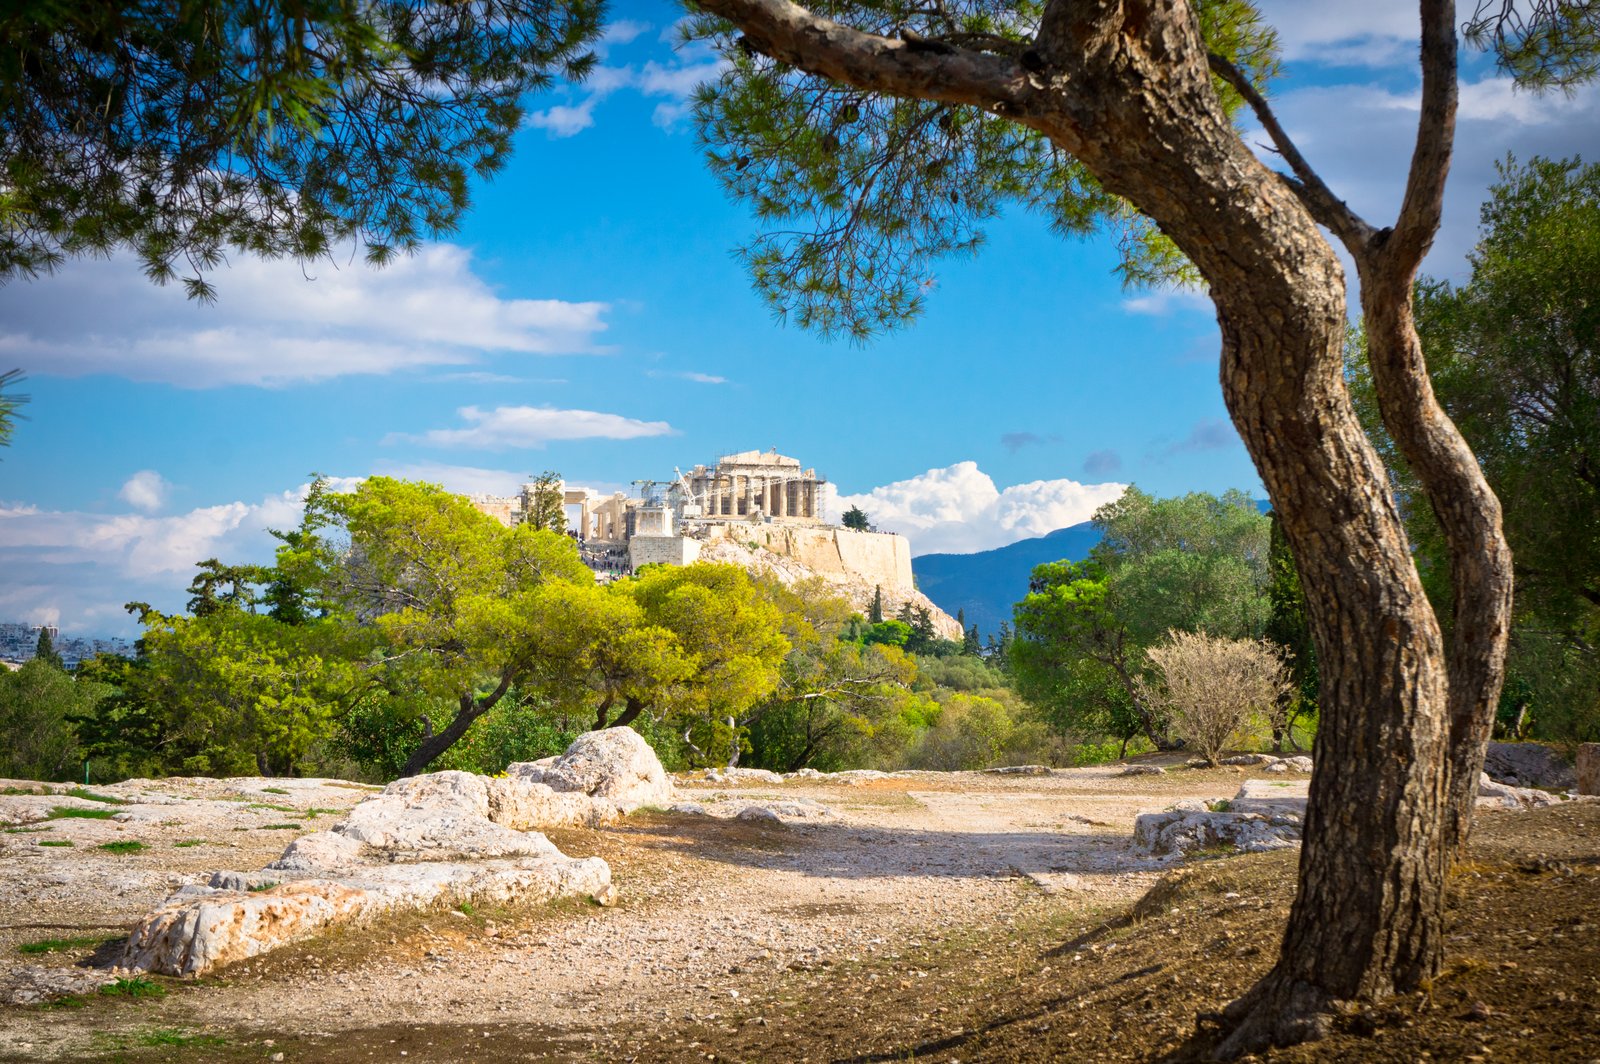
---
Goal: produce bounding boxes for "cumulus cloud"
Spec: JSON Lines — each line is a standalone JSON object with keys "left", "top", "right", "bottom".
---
{"left": 1121, "top": 287, "right": 1213, "bottom": 317}
{"left": 0, "top": 244, "right": 611, "bottom": 387}
{"left": 830, "top": 461, "right": 1127, "bottom": 556}
{"left": 0, "top": 481, "right": 350, "bottom": 636}
{"left": 391, "top": 404, "right": 675, "bottom": 450}
{"left": 1256, "top": 0, "right": 1421, "bottom": 65}
{"left": 117, "top": 470, "right": 170, "bottom": 513}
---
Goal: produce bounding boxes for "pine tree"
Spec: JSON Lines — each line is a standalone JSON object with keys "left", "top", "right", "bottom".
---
{"left": 869, "top": 587, "right": 883, "bottom": 625}
{"left": 963, "top": 624, "right": 981, "bottom": 657}
{"left": 33, "top": 627, "right": 65, "bottom": 670}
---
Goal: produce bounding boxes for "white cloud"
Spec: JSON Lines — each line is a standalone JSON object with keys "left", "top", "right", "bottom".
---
{"left": 830, "top": 461, "right": 1128, "bottom": 556}
{"left": 647, "top": 369, "right": 729, "bottom": 384}
{"left": 0, "top": 482, "right": 339, "bottom": 635}
{"left": 1256, "top": 1, "right": 1420, "bottom": 65}
{"left": 526, "top": 99, "right": 601, "bottom": 137}
{"left": 1121, "top": 287, "right": 1213, "bottom": 316}
{"left": 0, "top": 244, "right": 612, "bottom": 387}
{"left": 392, "top": 404, "right": 675, "bottom": 450}
{"left": 117, "top": 470, "right": 170, "bottom": 513}
{"left": 370, "top": 461, "right": 528, "bottom": 497}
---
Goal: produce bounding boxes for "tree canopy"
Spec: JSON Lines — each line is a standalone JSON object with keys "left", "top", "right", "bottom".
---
{"left": 0, "top": 0, "right": 603, "bottom": 298}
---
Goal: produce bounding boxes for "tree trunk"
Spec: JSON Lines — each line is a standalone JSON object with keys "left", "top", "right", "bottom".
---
{"left": 397, "top": 674, "right": 512, "bottom": 778}
{"left": 610, "top": 696, "right": 646, "bottom": 729}
{"left": 693, "top": 0, "right": 1510, "bottom": 1052}
{"left": 592, "top": 693, "right": 615, "bottom": 732}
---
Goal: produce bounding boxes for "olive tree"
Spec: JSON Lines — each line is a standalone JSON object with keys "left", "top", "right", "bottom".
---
{"left": 1138, "top": 630, "right": 1290, "bottom": 765}
{"left": 684, "top": 0, "right": 1597, "bottom": 1052}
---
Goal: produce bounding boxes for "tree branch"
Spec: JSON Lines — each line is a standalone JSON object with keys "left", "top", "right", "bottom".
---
{"left": 1206, "top": 52, "right": 1377, "bottom": 253}
{"left": 696, "top": 0, "right": 1065, "bottom": 148}
{"left": 1389, "top": 0, "right": 1460, "bottom": 265}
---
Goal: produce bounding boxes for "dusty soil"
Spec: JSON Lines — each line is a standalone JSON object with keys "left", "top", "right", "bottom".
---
{"left": 2, "top": 763, "right": 1595, "bottom": 1063}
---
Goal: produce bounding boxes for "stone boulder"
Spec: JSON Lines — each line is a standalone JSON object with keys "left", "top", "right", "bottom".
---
{"left": 1483, "top": 741, "right": 1576, "bottom": 789}
{"left": 1119, "top": 764, "right": 1164, "bottom": 777}
{"left": 119, "top": 729, "right": 670, "bottom": 979}
{"left": 1476, "top": 772, "right": 1563, "bottom": 811}
{"left": 508, "top": 726, "right": 672, "bottom": 810}
{"left": 1133, "top": 809, "right": 1301, "bottom": 856}
{"left": 668, "top": 795, "right": 840, "bottom": 825}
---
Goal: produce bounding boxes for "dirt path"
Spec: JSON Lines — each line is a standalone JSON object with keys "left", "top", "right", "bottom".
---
{"left": 0, "top": 763, "right": 1254, "bottom": 1062}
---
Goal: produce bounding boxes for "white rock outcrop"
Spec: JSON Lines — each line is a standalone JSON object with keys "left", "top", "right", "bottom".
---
{"left": 120, "top": 729, "right": 670, "bottom": 978}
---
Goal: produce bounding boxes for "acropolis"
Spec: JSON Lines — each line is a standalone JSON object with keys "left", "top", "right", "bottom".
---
{"left": 466, "top": 449, "right": 956, "bottom": 637}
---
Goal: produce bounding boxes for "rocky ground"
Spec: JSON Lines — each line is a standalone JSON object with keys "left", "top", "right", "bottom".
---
{"left": 0, "top": 758, "right": 1594, "bottom": 1063}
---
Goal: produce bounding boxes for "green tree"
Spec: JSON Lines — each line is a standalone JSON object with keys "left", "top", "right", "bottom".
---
{"left": 322, "top": 476, "right": 592, "bottom": 776}
{"left": 523, "top": 471, "right": 568, "bottom": 533}
{"left": 0, "top": 658, "right": 100, "bottom": 780}
{"left": 687, "top": 1, "right": 1600, "bottom": 1044}
{"left": 1350, "top": 155, "right": 1600, "bottom": 746}
{"left": 32, "top": 625, "right": 64, "bottom": 670}
{"left": 1263, "top": 510, "right": 1318, "bottom": 750}
{"left": 0, "top": 0, "right": 603, "bottom": 297}
{"left": 869, "top": 585, "right": 884, "bottom": 623}
{"left": 842, "top": 504, "right": 870, "bottom": 530}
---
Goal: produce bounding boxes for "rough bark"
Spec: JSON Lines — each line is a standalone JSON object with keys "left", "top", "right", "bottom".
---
{"left": 694, "top": 0, "right": 1512, "bottom": 1054}
{"left": 397, "top": 673, "right": 513, "bottom": 778}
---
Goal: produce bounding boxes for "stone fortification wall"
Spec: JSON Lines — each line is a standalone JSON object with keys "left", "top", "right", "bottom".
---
{"left": 704, "top": 524, "right": 913, "bottom": 593}
{"left": 629, "top": 536, "right": 702, "bottom": 570}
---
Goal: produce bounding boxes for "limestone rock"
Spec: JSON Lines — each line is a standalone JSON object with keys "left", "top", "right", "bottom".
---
{"left": 2, "top": 964, "right": 120, "bottom": 1006}
{"left": 702, "top": 767, "right": 785, "bottom": 785}
{"left": 669, "top": 796, "right": 840, "bottom": 825}
{"left": 1476, "top": 772, "right": 1562, "bottom": 811}
{"left": 1119, "top": 764, "right": 1164, "bottom": 777}
{"left": 509, "top": 726, "right": 672, "bottom": 811}
{"left": 1229, "top": 779, "right": 1309, "bottom": 817}
{"left": 1580, "top": 744, "right": 1600, "bottom": 796}
{"left": 1220, "top": 753, "right": 1278, "bottom": 766}
{"left": 1133, "top": 809, "right": 1301, "bottom": 856}
{"left": 984, "top": 765, "right": 1054, "bottom": 776}
{"left": 1484, "top": 741, "right": 1576, "bottom": 789}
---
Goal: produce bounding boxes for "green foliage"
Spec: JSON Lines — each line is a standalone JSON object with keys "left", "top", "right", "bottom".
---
{"left": 0, "top": 368, "right": 27, "bottom": 451}
{"left": 0, "top": 657, "right": 100, "bottom": 781}
{"left": 1264, "top": 510, "right": 1318, "bottom": 748}
{"left": 0, "top": 0, "right": 604, "bottom": 295}
{"left": 1465, "top": 1, "right": 1600, "bottom": 91}
{"left": 1010, "top": 488, "right": 1269, "bottom": 750}
{"left": 688, "top": 1, "right": 1279, "bottom": 339}
{"left": 842, "top": 505, "right": 870, "bottom": 531}
{"left": 523, "top": 471, "right": 568, "bottom": 533}
{"left": 1348, "top": 156, "right": 1600, "bottom": 744}
{"left": 32, "top": 626, "right": 64, "bottom": 669}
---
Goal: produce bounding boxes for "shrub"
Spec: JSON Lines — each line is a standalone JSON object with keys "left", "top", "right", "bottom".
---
{"left": 1139, "top": 631, "right": 1292, "bottom": 765}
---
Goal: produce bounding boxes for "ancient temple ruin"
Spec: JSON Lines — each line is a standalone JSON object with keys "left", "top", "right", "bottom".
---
{"left": 466, "top": 449, "right": 958, "bottom": 638}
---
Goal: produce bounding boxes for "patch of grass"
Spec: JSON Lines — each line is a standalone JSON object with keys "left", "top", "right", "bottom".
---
{"left": 1207, "top": 799, "right": 1233, "bottom": 812}
{"left": 261, "top": 822, "right": 302, "bottom": 830}
{"left": 48, "top": 805, "right": 116, "bottom": 820}
{"left": 39, "top": 838, "right": 74, "bottom": 847}
{"left": 173, "top": 838, "right": 208, "bottom": 847}
{"left": 458, "top": 901, "right": 476, "bottom": 916}
{"left": 64, "top": 787, "right": 126, "bottom": 805}
{"left": 137, "top": 1028, "right": 228, "bottom": 1048}
{"left": 304, "top": 806, "right": 342, "bottom": 818}
{"left": 247, "top": 802, "right": 298, "bottom": 813}
{"left": 98, "top": 840, "right": 146, "bottom": 855}
{"left": 100, "top": 976, "right": 166, "bottom": 999}
{"left": 249, "top": 881, "right": 280, "bottom": 893}
{"left": 35, "top": 994, "right": 88, "bottom": 1010}
{"left": 5, "top": 825, "right": 53, "bottom": 833}
{"left": 261, "top": 786, "right": 290, "bottom": 795}
{"left": 1, "top": 785, "right": 45, "bottom": 796}
{"left": 18, "top": 935, "right": 108, "bottom": 955}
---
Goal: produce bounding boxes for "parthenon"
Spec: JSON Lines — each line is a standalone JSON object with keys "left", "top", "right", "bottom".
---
{"left": 672, "top": 449, "right": 824, "bottom": 523}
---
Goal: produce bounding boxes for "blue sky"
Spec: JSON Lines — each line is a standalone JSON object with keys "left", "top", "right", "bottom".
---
{"left": 3, "top": 0, "right": 1598, "bottom": 635}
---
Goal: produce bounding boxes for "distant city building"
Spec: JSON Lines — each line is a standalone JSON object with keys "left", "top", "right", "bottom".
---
{"left": 0, "top": 622, "right": 134, "bottom": 669}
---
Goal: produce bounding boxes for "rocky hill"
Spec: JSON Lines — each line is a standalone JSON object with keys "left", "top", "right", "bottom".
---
{"left": 698, "top": 538, "right": 964, "bottom": 640}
